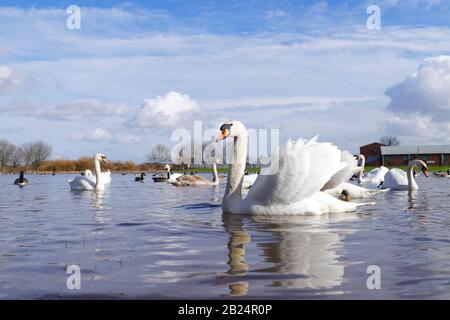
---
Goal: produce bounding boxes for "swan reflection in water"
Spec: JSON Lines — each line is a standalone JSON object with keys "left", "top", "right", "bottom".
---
{"left": 407, "top": 190, "right": 430, "bottom": 227}
{"left": 222, "top": 212, "right": 361, "bottom": 296}
{"left": 71, "top": 189, "right": 110, "bottom": 224}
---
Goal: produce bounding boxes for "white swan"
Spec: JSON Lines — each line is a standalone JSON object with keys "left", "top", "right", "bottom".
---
{"left": 357, "top": 155, "right": 388, "bottom": 186}
{"left": 165, "top": 164, "right": 182, "bottom": 182}
{"left": 170, "top": 159, "right": 220, "bottom": 186}
{"left": 69, "top": 153, "right": 111, "bottom": 191}
{"left": 380, "top": 159, "right": 429, "bottom": 191}
{"left": 216, "top": 121, "right": 373, "bottom": 215}
{"left": 83, "top": 168, "right": 111, "bottom": 184}
{"left": 242, "top": 172, "right": 258, "bottom": 189}
{"left": 322, "top": 152, "right": 388, "bottom": 199}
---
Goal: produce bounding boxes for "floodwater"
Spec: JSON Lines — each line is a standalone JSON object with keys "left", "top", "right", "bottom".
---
{"left": 0, "top": 173, "right": 450, "bottom": 299}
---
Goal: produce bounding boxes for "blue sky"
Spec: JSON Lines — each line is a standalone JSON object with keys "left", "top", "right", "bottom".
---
{"left": 0, "top": 0, "right": 450, "bottom": 161}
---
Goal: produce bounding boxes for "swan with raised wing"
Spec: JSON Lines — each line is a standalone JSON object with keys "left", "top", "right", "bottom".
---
{"left": 69, "top": 153, "right": 111, "bottom": 191}
{"left": 216, "top": 121, "right": 373, "bottom": 215}
{"left": 380, "top": 159, "right": 429, "bottom": 191}
{"left": 170, "top": 159, "right": 220, "bottom": 186}
{"left": 322, "top": 152, "right": 388, "bottom": 198}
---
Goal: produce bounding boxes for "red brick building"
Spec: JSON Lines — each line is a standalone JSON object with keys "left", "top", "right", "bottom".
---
{"left": 381, "top": 145, "right": 450, "bottom": 166}
{"left": 360, "top": 143, "right": 450, "bottom": 167}
{"left": 359, "top": 142, "right": 385, "bottom": 166}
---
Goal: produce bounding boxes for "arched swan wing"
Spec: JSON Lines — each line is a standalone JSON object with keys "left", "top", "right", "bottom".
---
{"left": 246, "top": 137, "right": 346, "bottom": 205}
{"left": 321, "top": 151, "right": 357, "bottom": 191}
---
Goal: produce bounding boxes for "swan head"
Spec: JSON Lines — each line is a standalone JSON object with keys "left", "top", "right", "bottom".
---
{"left": 410, "top": 159, "right": 429, "bottom": 177}
{"left": 419, "top": 161, "right": 429, "bottom": 177}
{"left": 94, "top": 153, "right": 111, "bottom": 164}
{"left": 216, "top": 120, "right": 246, "bottom": 142}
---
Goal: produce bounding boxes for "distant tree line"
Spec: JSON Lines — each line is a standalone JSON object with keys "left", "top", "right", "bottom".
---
{"left": 1, "top": 139, "right": 230, "bottom": 173}
{"left": 0, "top": 139, "right": 52, "bottom": 172}
{"left": 0, "top": 139, "right": 185, "bottom": 173}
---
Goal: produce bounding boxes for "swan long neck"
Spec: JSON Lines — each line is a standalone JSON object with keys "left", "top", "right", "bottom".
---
{"left": 224, "top": 132, "right": 247, "bottom": 211}
{"left": 357, "top": 155, "right": 366, "bottom": 183}
{"left": 212, "top": 163, "right": 219, "bottom": 185}
{"left": 94, "top": 159, "right": 104, "bottom": 189}
{"left": 407, "top": 160, "right": 419, "bottom": 190}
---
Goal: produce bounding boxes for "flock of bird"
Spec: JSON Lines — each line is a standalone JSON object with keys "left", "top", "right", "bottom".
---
{"left": 12, "top": 120, "right": 446, "bottom": 216}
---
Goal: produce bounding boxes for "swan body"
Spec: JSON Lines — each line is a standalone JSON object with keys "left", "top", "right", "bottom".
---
{"left": 171, "top": 160, "right": 220, "bottom": 186}
{"left": 100, "top": 170, "right": 112, "bottom": 184}
{"left": 322, "top": 152, "right": 389, "bottom": 198}
{"left": 324, "top": 182, "right": 389, "bottom": 198}
{"left": 14, "top": 171, "right": 28, "bottom": 187}
{"left": 381, "top": 160, "right": 429, "bottom": 191}
{"left": 69, "top": 154, "right": 111, "bottom": 191}
{"left": 216, "top": 121, "right": 373, "bottom": 215}
{"left": 82, "top": 169, "right": 111, "bottom": 185}
{"left": 360, "top": 167, "right": 389, "bottom": 185}
{"left": 242, "top": 173, "right": 258, "bottom": 189}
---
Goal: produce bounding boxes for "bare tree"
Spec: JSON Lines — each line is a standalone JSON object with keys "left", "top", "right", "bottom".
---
{"left": 21, "top": 141, "right": 53, "bottom": 171}
{"left": 0, "top": 139, "right": 16, "bottom": 168}
{"left": 147, "top": 144, "right": 171, "bottom": 164}
{"left": 172, "top": 140, "right": 226, "bottom": 166}
{"left": 380, "top": 136, "right": 400, "bottom": 146}
{"left": 11, "top": 147, "right": 24, "bottom": 168}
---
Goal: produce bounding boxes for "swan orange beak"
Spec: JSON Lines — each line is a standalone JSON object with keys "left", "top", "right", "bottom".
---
{"left": 216, "top": 128, "right": 230, "bottom": 142}
{"left": 422, "top": 168, "right": 429, "bottom": 177}
{"left": 102, "top": 158, "right": 111, "bottom": 165}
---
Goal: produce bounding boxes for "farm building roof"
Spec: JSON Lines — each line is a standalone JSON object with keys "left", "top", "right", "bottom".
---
{"left": 381, "top": 145, "right": 450, "bottom": 155}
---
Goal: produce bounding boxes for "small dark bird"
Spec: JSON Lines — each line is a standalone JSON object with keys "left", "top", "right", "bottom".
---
{"left": 14, "top": 171, "right": 29, "bottom": 187}
{"left": 135, "top": 172, "right": 146, "bottom": 182}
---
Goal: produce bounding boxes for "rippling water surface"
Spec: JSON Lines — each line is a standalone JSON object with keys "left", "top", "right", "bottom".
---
{"left": 1, "top": 173, "right": 450, "bottom": 299}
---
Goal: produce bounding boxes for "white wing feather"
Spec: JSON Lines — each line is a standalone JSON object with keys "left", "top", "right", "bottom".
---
{"left": 321, "top": 151, "right": 357, "bottom": 191}
{"left": 246, "top": 137, "right": 346, "bottom": 205}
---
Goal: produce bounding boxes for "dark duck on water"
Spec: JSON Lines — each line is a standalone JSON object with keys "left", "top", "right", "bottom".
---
{"left": 14, "top": 171, "right": 29, "bottom": 187}
{"left": 135, "top": 172, "right": 146, "bottom": 182}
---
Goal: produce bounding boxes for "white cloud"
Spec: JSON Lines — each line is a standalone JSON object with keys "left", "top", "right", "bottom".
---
{"left": 386, "top": 56, "right": 450, "bottom": 120}
{"left": 70, "top": 128, "right": 143, "bottom": 145}
{"left": 384, "top": 114, "right": 450, "bottom": 143}
{"left": 116, "top": 134, "right": 143, "bottom": 145}
{"left": 71, "top": 128, "right": 112, "bottom": 142}
{"left": 264, "top": 9, "right": 288, "bottom": 19}
{"left": 0, "top": 99, "right": 132, "bottom": 121}
{"left": 129, "top": 91, "right": 199, "bottom": 129}
{"left": 384, "top": 56, "right": 450, "bottom": 143}
{"left": 425, "top": 0, "right": 442, "bottom": 9}
{"left": 0, "top": 65, "right": 25, "bottom": 91}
